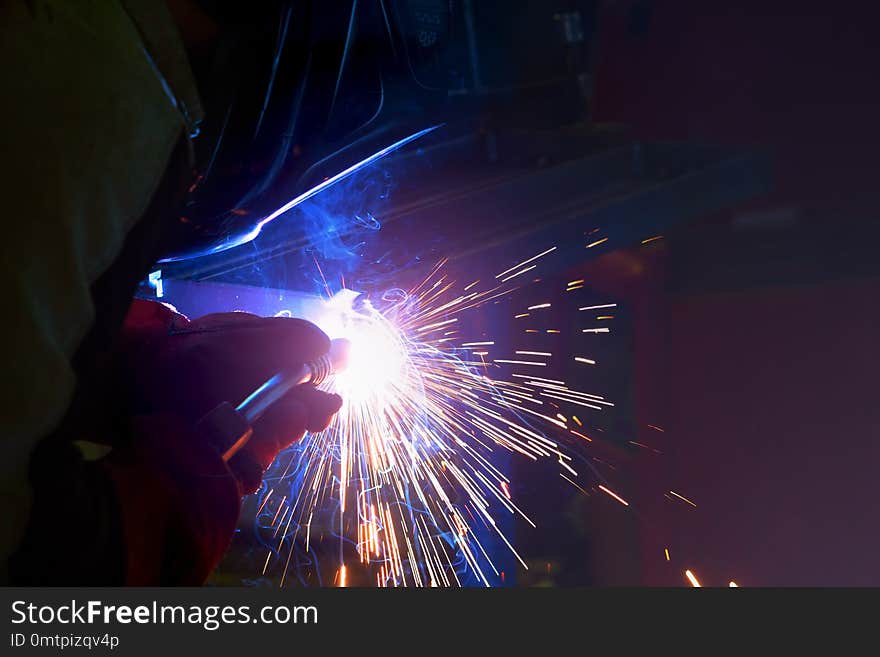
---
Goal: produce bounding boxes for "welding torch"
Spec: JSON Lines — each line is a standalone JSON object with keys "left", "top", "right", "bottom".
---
{"left": 196, "top": 338, "right": 350, "bottom": 463}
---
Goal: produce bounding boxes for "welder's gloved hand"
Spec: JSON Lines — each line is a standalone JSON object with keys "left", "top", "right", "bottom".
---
{"left": 97, "top": 299, "right": 342, "bottom": 585}
{"left": 120, "top": 299, "right": 343, "bottom": 492}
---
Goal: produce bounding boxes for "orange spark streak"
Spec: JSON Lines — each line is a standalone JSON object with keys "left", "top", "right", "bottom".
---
{"left": 669, "top": 490, "right": 697, "bottom": 508}
{"left": 598, "top": 484, "right": 628, "bottom": 506}
{"left": 685, "top": 570, "right": 701, "bottom": 587}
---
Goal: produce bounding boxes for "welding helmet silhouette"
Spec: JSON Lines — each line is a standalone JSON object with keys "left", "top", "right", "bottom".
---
{"left": 160, "top": 0, "right": 446, "bottom": 262}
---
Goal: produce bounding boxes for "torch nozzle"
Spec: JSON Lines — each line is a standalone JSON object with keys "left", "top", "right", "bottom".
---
{"left": 308, "top": 338, "right": 351, "bottom": 385}
{"left": 236, "top": 337, "right": 350, "bottom": 424}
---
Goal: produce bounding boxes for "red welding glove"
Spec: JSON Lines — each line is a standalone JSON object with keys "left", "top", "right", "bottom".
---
{"left": 105, "top": 298, "right": 342, "bottom": 584}
{"left": 119, "top": 299, "right": 342, "bottom": 480}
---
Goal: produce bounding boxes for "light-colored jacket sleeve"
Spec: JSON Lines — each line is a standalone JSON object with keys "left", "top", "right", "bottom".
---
{"left": 0, "top": 0, "right": 203, "bottom": 580}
